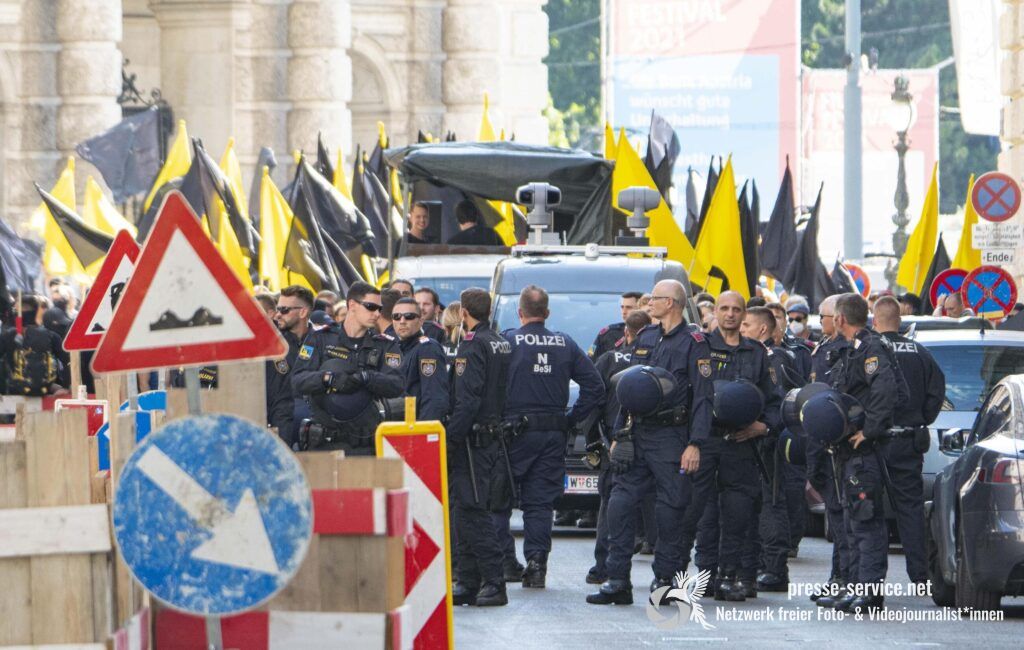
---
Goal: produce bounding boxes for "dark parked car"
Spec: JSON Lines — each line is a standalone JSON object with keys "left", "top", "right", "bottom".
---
{"left": 927, "top": 374, "right": 1024, "bottom": 610}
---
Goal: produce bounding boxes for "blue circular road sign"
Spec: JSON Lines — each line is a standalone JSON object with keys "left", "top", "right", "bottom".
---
{"left": 113, "top": 414, "right": 312, "bottom": 615}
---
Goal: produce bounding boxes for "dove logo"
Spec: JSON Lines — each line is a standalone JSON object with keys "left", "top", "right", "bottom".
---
{"left": 646, "top": 569, "right": 716, "bottom": 630}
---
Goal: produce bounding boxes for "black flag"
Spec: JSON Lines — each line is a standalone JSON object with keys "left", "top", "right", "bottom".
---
{"left": 693, "top": 159, "right": 719, "bottom": 242}
{"left": 75, "top": 107, "right": 161, "bottom": 203}
{"left": 738, "top": 182, "right": 760, "bottom": 297}
{"left": 643, "top": 111, "right": 681, "bottom": 205}
{"left": 831, "top": 259, "right": 856, "bottom": 294}
{"left": 35, "top": 184, "right": 113, "bottom": 269}
{"left": 919, "top": 235, "right": 951, "bottom": 315}
{"left": 684, "top": 167, "right": 699, "bottom": 244}
{"left": 783, "top": 183, "right": 829, "bottom": 309}
{"left": 760, "top": 159, "right": 797, "bottom": 280}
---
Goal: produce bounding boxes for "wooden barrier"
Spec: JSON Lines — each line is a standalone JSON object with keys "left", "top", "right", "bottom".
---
{"left": 0, "top": 409, "right": 114, "bottom": 646}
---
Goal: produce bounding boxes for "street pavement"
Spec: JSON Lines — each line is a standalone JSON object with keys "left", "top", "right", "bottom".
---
{"left": 453, "top": 517, "right": 1024, "bottom": 648}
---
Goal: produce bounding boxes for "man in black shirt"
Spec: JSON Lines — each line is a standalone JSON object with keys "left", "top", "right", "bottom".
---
{"left": 447, "top": 200, "right": 504, "bottom": 246}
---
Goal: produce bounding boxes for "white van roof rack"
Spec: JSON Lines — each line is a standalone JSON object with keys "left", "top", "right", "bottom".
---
{"left": 510, "top": 243, "right": 667, "bottom": 259}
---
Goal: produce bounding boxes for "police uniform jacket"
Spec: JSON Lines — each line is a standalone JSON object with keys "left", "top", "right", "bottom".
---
{"left": 448, "top": 321, "right": 511, "bottom": 445}
{"left": 266, "top": 329, "right": 302, "bottom": 437}
{"left": 880, "top": 331, "right": 945, "bottom": 428}
{"left": 291, "top": 322, "right": 404, "bottom": 406}
{"left": 503, "top": 321, "right": 604, "bottom": 427}
{"left": 707, "top": 329, "right": 782, "bottom": 433}
{"left": 595, "top": 342, "right": 634, "bottom": 434}
{"left": 622, "top": 321, "right": 714, "bottom": 447}
{"left": 810, "top": 335, "right": 842, "bottom": 384}
{"left": 766, "top": 340, "right": 804, "bottom": 395}
{"left": 782, "top": 334, "right": 814, "bottom": 382}
{"left": 829, "top": 328, "right": 900, "bottom": 448}
{"left": 590, "top": 322, "right": 625, "bottom": 360}
{"left": 398, "top": 330, "right": 450, "bottom": 421}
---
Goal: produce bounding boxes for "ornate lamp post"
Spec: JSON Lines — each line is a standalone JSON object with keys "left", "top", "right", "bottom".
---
{"left": 885, "top": 74, "right": 917, "bottom": 291}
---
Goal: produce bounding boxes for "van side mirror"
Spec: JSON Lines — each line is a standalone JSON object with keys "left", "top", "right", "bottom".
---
{"left": 939, "top": 429, "right": 965, "bottom": 454}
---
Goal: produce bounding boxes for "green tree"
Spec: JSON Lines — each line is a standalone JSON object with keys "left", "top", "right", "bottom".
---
{"left": 802, "top": 0, "right": 998, "bottom": 213}
{"left": 545, "top": 0, "right": 601, "bottom": 147}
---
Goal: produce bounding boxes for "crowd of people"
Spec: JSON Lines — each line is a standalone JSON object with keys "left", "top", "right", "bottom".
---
{"left": 6, "top": 263, "right": 962, "bottom": 616}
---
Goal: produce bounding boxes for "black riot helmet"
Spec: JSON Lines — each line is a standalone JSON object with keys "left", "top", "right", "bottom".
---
{"left": 614, "top": 365, "right": 677, "bottom": 416}
{"left": 801, "top": 389, "right": 865, "bottom": 446}
{"left": 712, "top": 379, "right": 764, "bottom": 430}
{"left": 780, "top": 382, "right": 831, "bottom": 435}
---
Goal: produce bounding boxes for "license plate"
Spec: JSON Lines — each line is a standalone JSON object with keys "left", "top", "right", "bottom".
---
{"left": 564, "top": 473, "right": 599, "bottom": 494}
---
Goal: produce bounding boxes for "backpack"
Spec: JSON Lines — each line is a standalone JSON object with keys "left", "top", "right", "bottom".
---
{"left": 5, "top": 331, "right": 59, "bottom": 396}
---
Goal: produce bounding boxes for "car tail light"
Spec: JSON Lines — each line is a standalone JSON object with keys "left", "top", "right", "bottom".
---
{"left": 980, "top": 459, "right": 1024, "bottom": 484}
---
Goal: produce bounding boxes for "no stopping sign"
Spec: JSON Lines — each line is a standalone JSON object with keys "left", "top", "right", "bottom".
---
{"left": 961, "top": 265, "right": 1018, "bottom": 318}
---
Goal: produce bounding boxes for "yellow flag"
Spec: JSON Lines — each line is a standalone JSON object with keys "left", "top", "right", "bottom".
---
{"left": 259, "top": 167, "right": 293, "bottom": 291}
{"left": 478, "top": 92, "right": 496, "bottom": 142}
{"left": 952, "top": 173, "right": 982, "bottom": 271}
{"left": 143, "top": 120, "right": 190, "bottom": 211}
{"left": 333, "top": 149, "right": 353, "bottom": 201}
{"left": 693, "top": 157, "right": 749, "bottom": 299}
{"left": 604, "top": 122, "right": 616, "bottom": 161}
{"left": 37, "top": 157, "right": 82, "bottom": 276}
{"left": 214, "top": 202, "right": 252, "bottom": 290}
{"left": 82, "top": 176, "right": 137, "bottom": 237}
{"left": 897, "top": 162, "right": 939, "bottom": 293}
{"left": 612, "top": 129, "right": 706, "bottom": 280}
{"left": 219, "top": 137, "right": 249, "bottom": 218}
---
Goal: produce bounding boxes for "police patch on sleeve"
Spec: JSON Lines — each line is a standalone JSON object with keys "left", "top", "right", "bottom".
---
{"left": 385, "top": 352, "right": 402, "bottom": 368}
{"left": 299, "top": 344, "right": 313, "bottom": 360}
{"left": 455, "top": 358, "right": 467, "bottom": 376}
{"left": 420, "top": 358, "right": 437, "bottom": 377}
{"left": 769, "top": 367, "right": 778, "bottom": 385}
{"left": 698, "top": 358, "right": 711, "bottom": 378}
{"left": 275, "top": 359, "right": 290, "bottom": 375}
{"left": 865, "top": 356, "right": 879, "bottom": 375}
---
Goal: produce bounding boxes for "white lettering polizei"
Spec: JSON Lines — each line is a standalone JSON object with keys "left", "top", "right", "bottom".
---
{"left": 514, "top": 333, "right": 566, "bottom": 347}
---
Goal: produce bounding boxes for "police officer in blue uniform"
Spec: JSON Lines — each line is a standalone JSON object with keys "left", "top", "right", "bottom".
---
{"left": 267, "top": 285, "right": 314, "bottom": 447}
{"left": 587, "top": 280, "right": 712, "bottom": 605}
{"left": 803, "top": 295, "right": 853, "bottom": 600}
{"left": 448, "top": 288, "right": 512, "bottom": 607}
{"left": 585, "top": 309, "right": 653, "bottom": 585}
{"left": 741, "top": 306, "right": 802, "bottom": 591}
{"left": 872, "top": 296, "right": 945, "bottom": 585}
{"left": 389, "top": 297, "right": 449, "bottom": 421}
{"left": 493, "top": 285, "right": 605, "bottom": 588}
{"left": 291, "top": 282, "right": 404, "bottom": 454}
{"left": 589, "top": 291, "right": 642, "bottom": 359}
{"left": 818, "top": 293, "right": 902, "bottom": 613}
{"left": 679, "top": 291, "right": 780, "bottom": 602}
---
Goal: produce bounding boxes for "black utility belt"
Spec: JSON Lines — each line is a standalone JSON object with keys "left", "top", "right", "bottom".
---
{"left": 887, "top": 426, "right": 926, "bottom": 438}
{"left": 511, "top": 413, "right": 569, "bottom": 432}
{"left": 636, "top": 408, "right": 688, "bottom": 427}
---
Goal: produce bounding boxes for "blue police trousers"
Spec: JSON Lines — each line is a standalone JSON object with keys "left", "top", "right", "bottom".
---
{"left": 679, "top": 436, "right": 725, "bottom": 572}
{"left": 605, "top": 432, "right": 691, "bottom": 581}
{"left": 841, "top": 451, "right": 889, "bottom": 587}
{"left": 495, "top": 429, "right": 566, "bottom": 562}
{"left": 882, "top": 436, "right": 927, "bottom": 582}
{"left": 450, "top": 441, "right": 503, "bottom": 585}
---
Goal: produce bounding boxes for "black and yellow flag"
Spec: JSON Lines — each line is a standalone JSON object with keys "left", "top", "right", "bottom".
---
{"left": 34, "top": 184, "right": 113, "bottom": 274}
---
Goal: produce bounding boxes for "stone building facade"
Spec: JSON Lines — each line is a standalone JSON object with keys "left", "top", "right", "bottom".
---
{"left": 0, "top": 0, "right": 549, "bottom": 230}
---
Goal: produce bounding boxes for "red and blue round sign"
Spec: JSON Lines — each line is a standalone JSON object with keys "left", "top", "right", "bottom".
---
{"left": 929, "top": 268, "right": 968, "bottom": 310}
{"left": 971, "top": 171, "right": 1022, "bottom": 223}
{"left": 843, "top": 262, "right": 871, "bottom": 298}
{"left": 961, "top": 265, "right": 1018, "bottom": 318}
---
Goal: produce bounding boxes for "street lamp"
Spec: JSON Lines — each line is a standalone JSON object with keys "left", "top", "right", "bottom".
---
{"left": 885, "top": 74, "right": 917, "bottom": 291}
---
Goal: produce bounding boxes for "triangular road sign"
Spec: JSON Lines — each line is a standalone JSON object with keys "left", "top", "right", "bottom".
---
{"left": 91, "top": 191, "right": 286, "bottom": 374}
{"left": 64, "top": 230, "right": 140, "bottom": 351}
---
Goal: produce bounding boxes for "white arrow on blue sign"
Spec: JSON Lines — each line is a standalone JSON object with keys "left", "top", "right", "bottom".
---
{"left": 113, "top": 414, "right": 312, "bottom": 615}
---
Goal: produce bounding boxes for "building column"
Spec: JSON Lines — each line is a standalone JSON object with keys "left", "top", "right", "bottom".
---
{"left": 287, "top": 0, "right": 351, "bottom": 156}
{"left": 404, "top": 0, "right": 446, "bottom": 141}
{"left": 496, "top": 0, "right": 548, "bottom": 143}
{"left": 56, "top": 0, "right": 123, "bottom": 155}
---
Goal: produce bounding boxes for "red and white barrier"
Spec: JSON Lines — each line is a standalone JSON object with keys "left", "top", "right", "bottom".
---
{"left": 112, "top": 606, "right": 150, "bottom": 650}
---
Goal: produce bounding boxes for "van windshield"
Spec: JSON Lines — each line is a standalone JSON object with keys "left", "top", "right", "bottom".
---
{"left": 493, "top": 293, "right": 623, "bottom": 351}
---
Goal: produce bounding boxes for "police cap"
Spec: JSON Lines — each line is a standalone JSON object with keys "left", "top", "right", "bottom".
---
{"left": 712, "top": 379, "right": 764, "bottom": 430}
{"left": 614, "top": 365, "right": 677, "bottom": 416}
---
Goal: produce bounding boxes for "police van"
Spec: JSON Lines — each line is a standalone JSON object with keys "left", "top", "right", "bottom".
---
{"left": 490, "top": 243, "right": 690, "bottom": 508}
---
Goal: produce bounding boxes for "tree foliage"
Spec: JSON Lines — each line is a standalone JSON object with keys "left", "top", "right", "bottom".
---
{"left": 544, "top": 0, "right": 601, "bottom": 147}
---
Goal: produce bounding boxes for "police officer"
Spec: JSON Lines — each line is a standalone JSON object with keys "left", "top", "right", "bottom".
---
{"left": 586, "top": 309, "right": 652, "bottom": 585}
{"left": 290, "top": 282, "right": 404, "bottom": 454}
{"left": 389, "top": 297, "right": 449, "bottom": 421}
{"left": 0, "top": 295, "right": 68, "bottom": 396}
{"left": 267, "top": 285, "right": 314, "bottom": 447}
{"left": 679, "top": 292, "right": 780, "bottom": 602}
{"left": 803, "top": 294, "right": 854, "bottom": 601}
{"left": 768, "top": 302, "right": 812, "bottom": 382}
{"left": 741, "top": 306, "right": 801, "bottom": 592}
{"left": 589, "top": 291, "right": 643, "bottom": 359}
{"left": 492, "top": 285, "right": 605, "bottom": 588}
{"left": 872, "top": 296, "right": 945, "bottom": 585}
{"left": 817, "top": 293, "right": 901, "bottom": 613}
{"left": 448, "top": 288, "right": 512, "bottom": 607}
{"left": 587, "top": 280, "right": 712, "bottom": 605}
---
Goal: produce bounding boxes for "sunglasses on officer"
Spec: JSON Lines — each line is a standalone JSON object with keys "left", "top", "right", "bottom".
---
{"left": 392, "top": 311, "right": 420, "bottom": 321}
{"left": 358, "top": 300, "right": 383, "bottom": 312}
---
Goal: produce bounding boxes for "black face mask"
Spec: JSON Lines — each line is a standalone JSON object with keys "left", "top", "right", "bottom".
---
{"left": 53, "top": 298, "right": 68, "bottom": 311}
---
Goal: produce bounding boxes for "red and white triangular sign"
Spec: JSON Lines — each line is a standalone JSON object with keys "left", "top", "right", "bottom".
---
{"left": 91, "top": 191, "right": 286, "bottom": 374}
{"left": 63, "top": 229, "right": 140, "bottom": 351}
